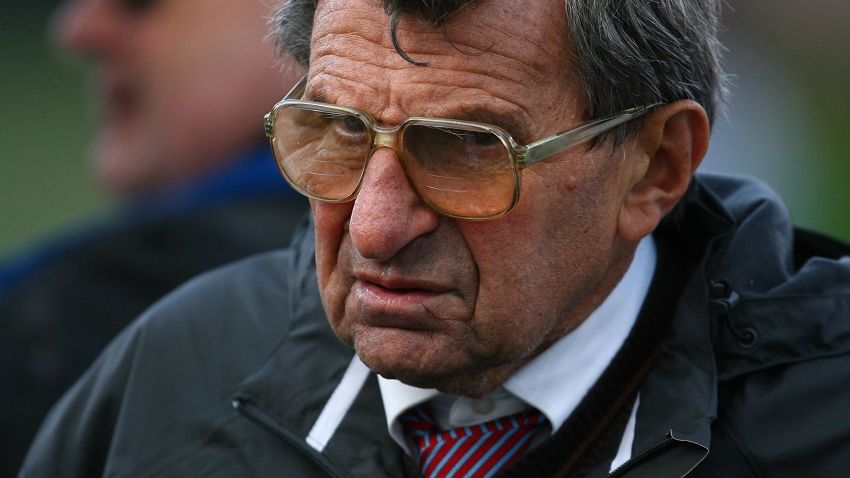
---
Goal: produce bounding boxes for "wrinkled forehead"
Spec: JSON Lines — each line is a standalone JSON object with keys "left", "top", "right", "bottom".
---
{"left": 308, "top": 0, "right": 574, "bottom": 108}
{"left": 313, "top": 0, "right": 565, "bottom": 46}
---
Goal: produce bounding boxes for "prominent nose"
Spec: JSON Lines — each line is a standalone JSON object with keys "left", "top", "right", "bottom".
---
{"left": 348, "top": 149, "right": 441, "bottom": 262}
{"left": 51, "top": 0, "right": 128, "bottom": 55}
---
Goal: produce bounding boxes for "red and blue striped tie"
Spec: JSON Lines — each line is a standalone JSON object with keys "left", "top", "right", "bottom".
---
{"left": 401, "top": 404, "right": 546, "bottom": 478}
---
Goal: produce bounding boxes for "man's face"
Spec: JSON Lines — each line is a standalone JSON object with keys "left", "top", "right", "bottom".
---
{"left": 310, "top": 0, "right": 644, "bottom": 396}
{"left": 52, "top": 0, "right": 295, "bottom": 196}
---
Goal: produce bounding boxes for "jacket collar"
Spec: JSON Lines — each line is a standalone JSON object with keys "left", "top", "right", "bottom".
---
{"left": 610, "top": 178, "right": 730, "bottom": 476}
{"left": 618, "top": 174, "right": 850, "bottom": 477}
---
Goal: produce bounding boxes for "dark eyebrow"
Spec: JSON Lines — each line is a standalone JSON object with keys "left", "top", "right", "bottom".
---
{"left": 447, "top": 106, "right": 533, "bottom": 144}
{"left": 305, "top": 89, "right": 328, "bottom": 103}
{"left": 305, "top": 87, "right": 533, "bottom": 144}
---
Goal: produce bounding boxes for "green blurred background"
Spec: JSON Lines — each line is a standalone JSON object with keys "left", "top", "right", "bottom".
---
{"left": 2, "top": 1, "right": 105, "bottom": 257}
{"left": 1, "top": 1, "right": 848, "bottom": 259}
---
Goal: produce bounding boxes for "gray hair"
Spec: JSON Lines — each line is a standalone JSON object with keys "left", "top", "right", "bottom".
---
{"left": 271, "top": 0, "right": 728, "bottom": 145}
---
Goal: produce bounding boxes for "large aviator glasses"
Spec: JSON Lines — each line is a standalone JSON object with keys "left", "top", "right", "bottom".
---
{"left": 265, "top": 76, "right": 658, "bottom": 220}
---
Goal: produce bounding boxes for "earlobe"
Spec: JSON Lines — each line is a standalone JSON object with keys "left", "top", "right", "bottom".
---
{"left": 618, "top": 100, "right": 710, "bottom": 242}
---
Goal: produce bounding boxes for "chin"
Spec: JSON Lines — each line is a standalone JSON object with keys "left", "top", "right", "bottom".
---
{"left": 351, "top": 324, "right": 509, "bottom": 396}
{"left": 357, "top": 342, "right": 444, "bottom": 386}
{"left": 356, "top": 345, "right": 434, "bottom": 383}
{"left": 356, "top": 347, "right": 494, "bottom": 398}
{"left": 391, "top": 370, "right": 494, "bottom": 399}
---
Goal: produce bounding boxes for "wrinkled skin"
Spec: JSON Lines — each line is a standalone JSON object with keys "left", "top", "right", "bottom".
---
{"left": 308, "top": 0, "right": 707, "bottom": 397}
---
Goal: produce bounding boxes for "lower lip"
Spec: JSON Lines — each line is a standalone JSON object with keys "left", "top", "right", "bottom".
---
{"left": 351, "top": 281, "right": 448, "bottom": 328}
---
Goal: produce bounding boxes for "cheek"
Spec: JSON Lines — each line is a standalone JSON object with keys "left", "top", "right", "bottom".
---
{"left": 312, "top": 201, "right": 350, "bottom": 267}
{"left": 312, "top": 201, "right": 356, "bottom": 340}
{"left": 458, "top": 214, "right": 564, "bottom": 356}
{"left": 459, "top": 170, "right": 622, "bottom": 343}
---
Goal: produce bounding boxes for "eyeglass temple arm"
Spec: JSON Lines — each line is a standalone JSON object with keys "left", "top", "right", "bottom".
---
{"left": 519, "top": 105, "right": 658, "bottom": 167}
{"left": 265, "top": 75, "right": 309, "bottom": 137}
{"left": 285, "top": 75, "right": 308, "bottom": 99}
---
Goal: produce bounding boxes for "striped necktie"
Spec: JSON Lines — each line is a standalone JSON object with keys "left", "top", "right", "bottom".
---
{"left": 401, "top": 404, "right": 546, "bottom": 478}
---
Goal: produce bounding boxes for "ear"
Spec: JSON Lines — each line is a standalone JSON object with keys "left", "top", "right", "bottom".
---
{"left": 617, "top": 100, "right": 710, "bottom": 243}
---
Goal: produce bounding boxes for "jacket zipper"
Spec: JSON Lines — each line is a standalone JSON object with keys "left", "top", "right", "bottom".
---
{"left": 232, "top": 397, "right": 347, "bottom": 478}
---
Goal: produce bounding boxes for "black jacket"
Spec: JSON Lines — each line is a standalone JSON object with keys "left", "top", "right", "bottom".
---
{"left": 19, "top": 174, "right": 850, "bottom": 477}
{"left": 2, "top": 147, "right": 309, "bottom": 476}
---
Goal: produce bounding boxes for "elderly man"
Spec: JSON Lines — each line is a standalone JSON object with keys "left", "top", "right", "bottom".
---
{"left": 20, "top": 0, "right": 850, "bottom": 477}
{"left": 2, "top": 0, "right": 307, "bottom": 474}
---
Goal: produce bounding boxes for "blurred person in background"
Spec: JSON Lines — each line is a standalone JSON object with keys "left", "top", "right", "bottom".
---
{"left": 0, "top": 0, "right": 307, "bottom": 473}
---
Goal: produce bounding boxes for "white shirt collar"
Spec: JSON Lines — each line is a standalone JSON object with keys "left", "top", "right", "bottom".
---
{"left": 378, "top": 236, "right": 657, "bottom": 454}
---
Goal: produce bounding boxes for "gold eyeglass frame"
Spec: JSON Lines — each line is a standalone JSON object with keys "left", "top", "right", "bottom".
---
{"left": 265, "top": 75, "right": 659, "bottom": 220}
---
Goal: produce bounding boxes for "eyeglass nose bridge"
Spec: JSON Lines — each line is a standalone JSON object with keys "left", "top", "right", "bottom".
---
{"left": 369, "top": 123, "right": 405, "bottom": 156}
{"left": 362, "top": 124, "right": 433, "bottom": 210}
{"left": 364, "top": 126, "right": 414, "bottom": 191}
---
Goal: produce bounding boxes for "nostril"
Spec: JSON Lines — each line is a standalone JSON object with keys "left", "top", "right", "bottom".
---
{"left": 348, "top": 152, "right": 440, "bottom": 261}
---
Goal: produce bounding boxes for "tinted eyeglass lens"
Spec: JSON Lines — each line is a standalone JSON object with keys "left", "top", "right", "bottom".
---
{"left": 272, "top": 106, "right": 370, "bottom": 200}
{"left": 402, "top": 124, "right": 516, "bottom": 218}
